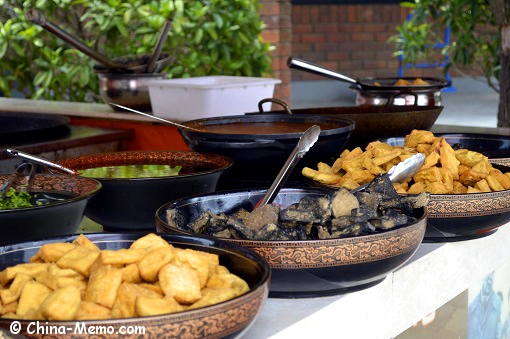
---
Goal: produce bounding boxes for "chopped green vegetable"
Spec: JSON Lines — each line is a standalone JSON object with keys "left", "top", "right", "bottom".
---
{"left": 0, "top": 187, "right": 36, "bottom": 210}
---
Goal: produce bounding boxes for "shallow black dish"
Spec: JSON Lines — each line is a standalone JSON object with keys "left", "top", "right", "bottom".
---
{"left": 179, "top": 114, "right": 355, "bottom": 189}
{"left": 57, "top": 150, "right": 233, "bottom": 231}
{"left": 0, "top": 173, "right": 101, "bottom": 245}
{"left": 382, "top": 132, "right": 510, "bottom": 166}
{"left": 0, "top": 232, "right": 270, "bottom": 339}
{"left": 156, "top": 188, "right": 426, "bottom": 298}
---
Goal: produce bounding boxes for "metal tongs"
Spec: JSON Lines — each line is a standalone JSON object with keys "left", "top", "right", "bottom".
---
{"left": 257, "top": 125, "right": 321, "bottom": 207}
{"left": 0, "top": 163, "right": 35, "bottom": 199}
{"left": 351, "top": 152, "right": 426, "bottom": 193}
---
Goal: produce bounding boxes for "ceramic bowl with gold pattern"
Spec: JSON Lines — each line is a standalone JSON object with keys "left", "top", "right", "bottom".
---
{"left": 0, "top": 232, "right": 270, "bottom": 339}
{"left": 155, "top": 188, "right": 426, "bottom": 298}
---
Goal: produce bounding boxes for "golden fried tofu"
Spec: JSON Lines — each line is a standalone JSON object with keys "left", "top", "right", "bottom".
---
{"left": 0, "top": 263, "right": 49, "bottom": 286}
{"left": 158, "top": 264, "right": 201, "bottom": 304}
{"left": 412, "top": 78, "right": 430, "bottom": 85}
{"left": 111, "top": 283, "right": 162, "bottom": 318}
{"left": 135, "top": 296, "right": 184, "bottom": 316}
{"left": 413, "top": 166, "right": 442, "bottom": 184}
{"left": 474, "top": 179, "right": 492, "bottom": 192}
{"left": 459, "top": 168, "right": 488, "bottom": 187}
{"left": 138, "top": 246, "right": 174, "bottom": 282}
{"left": 91, "top": 249, "right": 147, "bottom": 271}
{"left": 486, "top": 174, "right": 505, "bottom": 191}
{"left": 489, "top": 169, "right": 510, "bottom": 189}
{"left": 404, "top": 130, "right": 436, "bottom": 148}
{"left": 17, "top": 281, "right": 52, "bottom": 317}
{"left": 130, "top": 233, "right": 171, "bottom": 250}
{"left": 317, "top": 162, "right": 332, "bottom": 174}
{"left": 75, "top": 301, "right": 111, "bottom": 320}
{"left": 456, "top": 149, "right": 488, "bottom": 167}
{"left": 0, "top": 274, "right": 32, "bottom": 305}
{"left": 439, "top": 138, "right": 459, "bottom": 179}
{"left": 39, "top": 285, "right": 81, "bottom": 321}
{"left": 173, "top": 249, "right": 211, "bottom": 288}
{"left": 439, "top": 167, "right": 454, "bottom": 192}
{"left": 453, "top": 181, "right": 468, "bottom": 194}
{"left": 302, "top": 167, "right": 341, "bottom": 186}
{"left": 56, "top": 246, "right": 100, "bottom": 277}
{"left": 467, "top": 186, "right": 483, "bottom": 193}
{"left": 407, "top": 182, "right": 427, "bottom": 194}
{"left": 47, "top": 264, "right": 84, "bottom": 279}
{"left": 206, "top": 273, "right": 250, "bottom": 296}
{"left": 72, "top": 234, "right": 100, "bottom": 252}
{"left": 31, "top": 243, "right": 76, "bottom": 263}
{"left": 122, "top": 263, "right": 142, "bottom": 283}
{"left": 84, "top": 265, "right": 123, "bottom": 309}
{"left": 35, "top": 271, "right": 87, "bottom": 293}
{"left": 188, "top": 287, "right": 237, "bottom": 310}
{"left": 426, "top": 182, "right": 451, "bottom": 194}
{"left": 422, "top": 152, "right": 440, "bottom": 170}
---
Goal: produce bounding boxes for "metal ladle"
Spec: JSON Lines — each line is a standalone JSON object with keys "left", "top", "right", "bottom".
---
{"left": 109, "top": 103, "right": 203, "bottom": 132}
{"left": 6, "top": 149, "right": 78, "bottom": 175}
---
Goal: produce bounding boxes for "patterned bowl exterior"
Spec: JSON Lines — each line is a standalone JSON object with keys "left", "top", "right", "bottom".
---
{"left": 0, "top": 174, "right": 101, "bottom": 245}
{"left": 155, "top": 188, "right": 426, "bottom": 297}
{"left": 0, "top": 233, "right": 270, "bottom": 339}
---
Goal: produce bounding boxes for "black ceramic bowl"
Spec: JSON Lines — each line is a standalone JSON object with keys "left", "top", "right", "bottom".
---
{"left": 57, "top": 151, "right": 233, "bottom": 231}
{"left": 179, "top": 114, "right": 355, "bottom": 189}
{"left": 155, "top": 188, "right": 426, "bottom": 298}
{"left": 382, "top": 133, "right": 510, "bottom": 166}
{"left": 0, "top": 174, "right": 101, "bottom": 245}
{"left": 0, "top": 232, "right": 270, "bottom": 339}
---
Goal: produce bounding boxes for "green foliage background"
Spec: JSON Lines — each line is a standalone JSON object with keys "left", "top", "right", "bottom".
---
{"left": 0, "top": 0, "right": 274, "bottom": 102}
{"left": 389, "top": 0, "right": 500, "bottom": 91}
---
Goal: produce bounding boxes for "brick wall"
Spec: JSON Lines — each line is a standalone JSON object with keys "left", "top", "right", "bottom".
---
{"left": 259, "top": 2, "right": 449, "bottom": 102}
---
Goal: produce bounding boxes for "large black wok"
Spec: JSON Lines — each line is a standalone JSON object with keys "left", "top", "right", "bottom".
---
{"left": 252, "top": 98, "right": 443, "bottom": 149}
{"left": 178, "top": 114, "right": 355, "bottom": 189}
{"left": 0, "top": 113, "right": 70, "bottom": 145}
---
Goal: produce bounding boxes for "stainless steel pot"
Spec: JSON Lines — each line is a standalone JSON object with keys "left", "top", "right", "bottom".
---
{"left": 350, "top": 85, "right": 443, "bottom": 107}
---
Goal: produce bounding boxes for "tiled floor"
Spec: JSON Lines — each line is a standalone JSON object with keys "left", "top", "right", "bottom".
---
{"left": 291, "top": 76, "right": 499, "bottom": 128}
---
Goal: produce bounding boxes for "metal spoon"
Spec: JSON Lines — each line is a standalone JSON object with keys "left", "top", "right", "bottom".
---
{"left": 257, "top": 125, "right": 322, "bottom": 207}
{"left": 109, "top": 103, "right": 203, "bottom": 132}
{"left": 0, "top": 163, "right": 35, "bottom": 199}
{"left": 350, "top": 152, "right": 426, "bottom": 193}
{"left": 6, "top": 149, "right": 78, "bottom": 175}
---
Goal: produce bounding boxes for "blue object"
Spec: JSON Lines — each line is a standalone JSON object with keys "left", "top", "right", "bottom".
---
{"left": 398, "top": 15, "right": 456, "bottom": 92}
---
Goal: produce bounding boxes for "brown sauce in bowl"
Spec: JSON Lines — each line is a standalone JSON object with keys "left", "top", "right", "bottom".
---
{"left": 194, "top": 121, "right": 342, "bottom": 134}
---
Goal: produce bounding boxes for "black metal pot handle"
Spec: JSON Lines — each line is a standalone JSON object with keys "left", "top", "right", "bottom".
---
{"left": 258, "top": 98, "right": 293, "bottom": 114}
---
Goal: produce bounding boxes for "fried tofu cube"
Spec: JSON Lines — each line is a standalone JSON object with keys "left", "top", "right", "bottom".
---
{"left": 0, "top": 263, "right": 49, "bottom": 286}
{"left": 158, "top": 264, "right": 201, "bottom": 304}
{"left": 122, "top": 263, "right": 142, "bottom": 283}
{"left": 404, "top": 130, "right": 436, "bottom": 148}
{"left": 35, "top": 271, "right": 87, "bottom": 293}
{"left": 467, "top": 186, "right": 483, "bottom": 193}
{"left": 17, "top": 281, "right": 52, "bottom": 317}
{"left": 72, "top": 234, "right": 100, "bottom": 252}
{"left": 130, "top": 233, "right": 171, "bottom": 250}
{"left": 206, "top": 273, "right": 250, "bottom": 296}
{"left": 317, "top": 162, "right": 332, "bottom": 174}
{"left": 439, "top": 167, "right": 454, "bottom": 192}
{"left": 135, "top": 296, "right": 184, "bottom": 316}
{"left": 486, "top": 174, "right": 505, "bottom": 191}
{"left": 56, "top": 246, "right": 100, "bottom": 277}
{"left": 39, "top": 285, "right": 81, "bottom": 321}
{"left": 372, "top": 148, "right": 401, "bottom": 166}
{"left": 188, "top": 288, "right": 237, "bottom": 310}
{"left": 459, "top": 168, "right": 488, "bottom": 187}
{"left": 91, "top": 249, "right": 147, "bottom": 272}
{"left": 426, "top": 182, "right": 451, "bottom": 194}
{"left": 302, "top": 167, "right": 341, "bottom": 186}
{"left": 111, "top": 283, "right": 163, "bottom": 318}
{"left": 0, "top": 274, "right": 31, "bottom": 305}
{"left": 413, "top": 166, "right": 442, "bottom": 184}
{"left": 173, "top": 249, "right": 211, "bottom": 288}
{"left": 138, "top": 246, "right": 174, "bottom": 282}
{"left": 84, "top": 265, "right": 123, "bottom": 309}
{"left": 489, "top": 169, "right": 510, "bottom": 189}
{"left": 31, "top": 243, "right": 76, "bottom": 263}
{"left": 456, "top": 150, "right": 488, "bottom": 167}
{"left": 75, "top": 301, "right": 111, "bottom": 320}
{"left": 453, "top": 181, "right": 468, "bottom": 194}
{"left": 474, "top": 179, "right": 492, "bottom": 192}
{"left": 422, "top": 152, "right": 440, "bottom": 170}
{"left": 407, "top": 182, "right": 427, "bottom": 194}
{"left": 439, "top": 139, "right": 459, "bottom": 179}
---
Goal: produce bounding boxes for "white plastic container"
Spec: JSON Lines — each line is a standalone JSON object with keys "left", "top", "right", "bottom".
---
{"left": 147, "top": 76, "right": 281, "bottom": 121}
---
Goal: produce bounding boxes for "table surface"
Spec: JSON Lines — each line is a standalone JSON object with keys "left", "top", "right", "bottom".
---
{"left": 3, "top": 97, "right": 510, "bottom": 339}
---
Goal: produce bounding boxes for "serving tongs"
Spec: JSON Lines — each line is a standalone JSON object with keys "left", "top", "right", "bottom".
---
{"left": 0, "top": 163, "right": 35, "bottom": 199}
{"left": 351, "top": 152, "right": 426, "bottom": 193}
{"left": 257, "top": 125, "right": 321, "bottom": 207}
